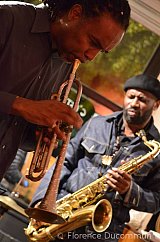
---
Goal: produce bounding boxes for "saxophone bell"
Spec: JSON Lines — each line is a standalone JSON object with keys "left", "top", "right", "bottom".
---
{"left": 92, "top": 199, "right": 112, "bottom": 232}
{"left": 25, "top": 199, "right": 112, "bottom": 242}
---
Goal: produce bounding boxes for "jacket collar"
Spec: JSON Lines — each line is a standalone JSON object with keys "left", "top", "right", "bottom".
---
{"left": 105, "top": 111, "right": 160, "bottom": 141}
{"left": 105, "top": 111, "right": 123, "bottom": 123}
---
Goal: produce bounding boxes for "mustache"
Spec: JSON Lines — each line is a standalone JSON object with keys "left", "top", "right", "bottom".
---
{"left": 124, "top": 108, "right": 141, "bottom": 119}
{"left": 126, "top": 107, "right": 140, "bottom": 113}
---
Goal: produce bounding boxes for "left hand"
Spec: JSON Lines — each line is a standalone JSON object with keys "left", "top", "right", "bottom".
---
{"left": 105, "top": 167, "right": 132, "bottom": 194}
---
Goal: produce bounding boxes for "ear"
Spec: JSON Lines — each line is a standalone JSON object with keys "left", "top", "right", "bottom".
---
{"left": 68, "top": 4, "right": 83, "bottom": 21}
{"left": 153, "top": 100, "right": 160, "bottom": 111}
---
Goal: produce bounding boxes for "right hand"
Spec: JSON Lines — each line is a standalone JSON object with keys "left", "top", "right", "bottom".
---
{"left": 105, "top": 168, "right": 132, "bottom": 195}
{"left": 11, "top": 97, "right": 83, "bottom": 134}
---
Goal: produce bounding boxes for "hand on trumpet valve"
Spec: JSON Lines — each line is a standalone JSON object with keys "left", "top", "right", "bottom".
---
{"left": 35, "top": 120, "right": 72, "bottom": 144}
{"left": 12, "top": 98, "right": 83, "bottom": 132}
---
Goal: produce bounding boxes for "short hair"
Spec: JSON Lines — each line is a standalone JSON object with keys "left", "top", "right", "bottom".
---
{"left": 43, "top": 0, "right": 130, "bottom": 31}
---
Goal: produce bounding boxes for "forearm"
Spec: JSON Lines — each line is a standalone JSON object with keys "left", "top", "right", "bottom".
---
{"left": 11, "top": 96, "right": 83, "bottom": 130}
{"left": 123, "top": 181, "right": 160, "bottom": 213}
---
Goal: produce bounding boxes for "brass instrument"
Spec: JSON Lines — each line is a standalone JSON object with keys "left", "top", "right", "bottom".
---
{"left": 25, "top": 59, "right": 82, "bottom": 223}
{"left": 25, "top": 130, "right": 160, "bottom": 242}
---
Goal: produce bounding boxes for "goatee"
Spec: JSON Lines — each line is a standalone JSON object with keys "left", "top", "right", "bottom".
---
{"left": 123, "top": 108, "right": 152, "bottom": 125}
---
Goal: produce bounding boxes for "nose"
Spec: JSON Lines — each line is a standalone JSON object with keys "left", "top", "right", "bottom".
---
{"left": 130, "top": 97, "right": 139, "bottom": 108}
{"left": 84, "top": 49, "right": 100, "bottom": 61}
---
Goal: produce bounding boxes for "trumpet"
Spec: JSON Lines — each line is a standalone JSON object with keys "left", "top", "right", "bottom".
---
{"left": 25, "top": 59, "right": 82, "bottom": 223}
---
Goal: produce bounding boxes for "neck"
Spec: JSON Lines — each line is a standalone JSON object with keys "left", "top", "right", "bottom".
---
{"left": 122, "top": 115, "right": 152, "bottom": 137}
{"left": 123, "top": 119, "right": 146, "bottom": 137}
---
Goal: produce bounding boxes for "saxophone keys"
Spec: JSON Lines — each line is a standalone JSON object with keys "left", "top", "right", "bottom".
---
{"left": 78, "top": 194, "right": 88, "bottom": 204}
{"left": 70, "top": 199, "right": 79, "bottom": 209}
{"left": 57, "top": 204, "right": 72, "bottom": 219}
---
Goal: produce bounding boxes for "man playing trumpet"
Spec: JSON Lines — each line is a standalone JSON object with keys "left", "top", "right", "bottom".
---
{"left": 0, "top": 0, "right": 130, "bottom": 183}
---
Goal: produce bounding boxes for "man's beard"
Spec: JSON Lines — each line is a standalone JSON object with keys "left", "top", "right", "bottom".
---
{"left": 123, "top": 108, "right": 152, "bottom": 125}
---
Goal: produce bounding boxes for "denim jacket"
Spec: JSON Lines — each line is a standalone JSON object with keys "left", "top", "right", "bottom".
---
{"left": 32, "top": 111, "right": 160, "bottom": 235}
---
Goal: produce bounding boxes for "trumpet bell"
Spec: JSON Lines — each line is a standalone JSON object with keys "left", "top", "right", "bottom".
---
{"left": 25, "top": 207, "right": 65, "bottom": 224}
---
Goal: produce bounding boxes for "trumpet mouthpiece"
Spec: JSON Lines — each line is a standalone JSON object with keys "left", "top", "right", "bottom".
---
{"left": 72, "top": 59, "right": 81, "bottom": 74}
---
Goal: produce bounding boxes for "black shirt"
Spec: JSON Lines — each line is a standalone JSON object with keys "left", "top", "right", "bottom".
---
{"left": 0, "top": 2, "right": 72, "bottom": 180}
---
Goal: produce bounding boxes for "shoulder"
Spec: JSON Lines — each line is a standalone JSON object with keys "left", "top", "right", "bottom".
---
{"left": 0, "top": 1, "right": 34, "bottom": 27}
{"left": 82, "top": 111, "right": 122, "bottom": 135}
{"left": 88, "top": 111, "right": 122, "bottom": 125}
{"left": 85, "top": 114, "right": 108, "bottom": 127}
{"left": 148, "top": 122, "right": 160, "bottom": 142}
{"left": 0, "top": 1, "right": 49, "bottom": 35}
{"left": 0, "top": 1, "right": 35, "bottom": 11}
{"left": 0, "top": 2, "right": 46, "bottom": 21}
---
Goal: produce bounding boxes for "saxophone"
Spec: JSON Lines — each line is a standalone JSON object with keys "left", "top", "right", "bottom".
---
{"left": 25, "top": 130, "right": 160, "bottom": 242}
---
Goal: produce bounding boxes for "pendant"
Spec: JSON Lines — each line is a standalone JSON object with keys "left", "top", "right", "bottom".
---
{"left": 101, "top": 155, "right": 112, "bottom": 166}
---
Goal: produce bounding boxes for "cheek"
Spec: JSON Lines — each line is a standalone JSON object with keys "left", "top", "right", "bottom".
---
{"left": 74, "top": 34, "right": 89, "bottom": 50}
{"left": 123, "top": 99, "right": 130, "bottom": 108}
{"left": 140, "top": 105, "right": 149, "bottom": 115}
{"left": 66, "top": 34, "right": 87, "bottom": 52}
{"left": 71, "top": 27, "right": 90, "bottom": 51}
{"left": 68, "top": 25, "right": 88, "bottom": 50}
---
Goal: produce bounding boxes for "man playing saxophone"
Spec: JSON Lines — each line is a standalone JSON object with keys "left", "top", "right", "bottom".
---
{"left": 31, "top": 74, "right": 160, "bottom": 242}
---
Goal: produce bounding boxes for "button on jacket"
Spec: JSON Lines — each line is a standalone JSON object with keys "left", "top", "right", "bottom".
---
{"left": 32, "top": 111, "right": 160, "bottom": 236}
{"left": 0, "top": 2, "right": 72, "bottom": 180}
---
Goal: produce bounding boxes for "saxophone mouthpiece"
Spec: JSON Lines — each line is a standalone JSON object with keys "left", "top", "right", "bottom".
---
{"left": 136, "top": 130, "right": 147, "bottom": 142}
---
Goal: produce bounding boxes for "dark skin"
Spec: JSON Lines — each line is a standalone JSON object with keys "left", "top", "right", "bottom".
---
{"left": 12, "top": 98, "right": 81, "bottom": 140}
{"left": 51, "top": 4, "right": 124, "bottom": 63}
{"left": 105, "top": 89, "right": 160, "bottom": 195}
{"left": 11, "top": 4, "right": 125, "bottom": 140}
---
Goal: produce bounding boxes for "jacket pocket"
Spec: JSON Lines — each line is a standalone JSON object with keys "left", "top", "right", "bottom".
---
{"left": 81, "top": 137, "right": 107, "bottom": 154}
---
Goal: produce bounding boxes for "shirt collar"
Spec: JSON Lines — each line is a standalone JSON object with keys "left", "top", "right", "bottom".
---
{"left": 105, "top": 111, "right": 123, "bottom": 123}
{"left": 31, "top": 6, "right": 50, "bottom": 33}
{"left": 105, "top": 111, "right": 160, "bottom": 140}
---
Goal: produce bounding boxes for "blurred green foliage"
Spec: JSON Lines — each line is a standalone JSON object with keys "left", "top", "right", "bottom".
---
{"left": 23, "top": 0, "right": 41, "bottom": 4}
